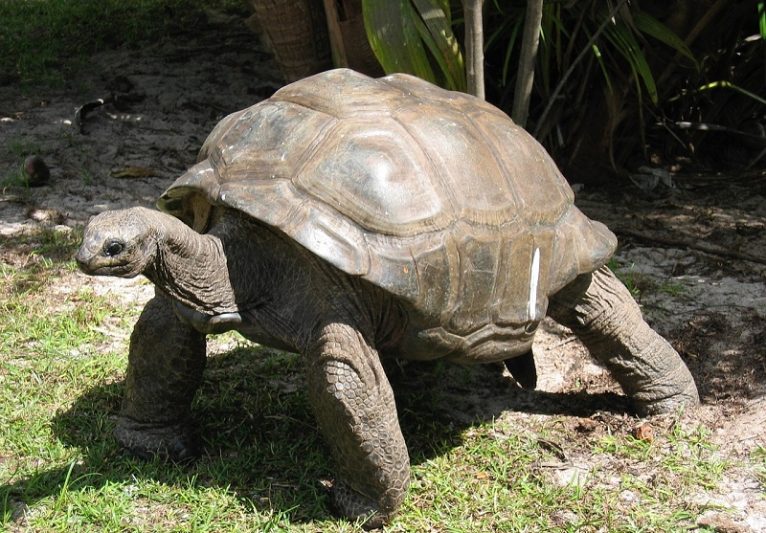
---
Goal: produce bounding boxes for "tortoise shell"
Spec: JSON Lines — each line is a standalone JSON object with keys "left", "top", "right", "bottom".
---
{"left": 158, "top": 69, "right": 616, "bottom": 334}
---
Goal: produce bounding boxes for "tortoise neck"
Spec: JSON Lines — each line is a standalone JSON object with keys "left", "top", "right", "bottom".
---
{"left": 143, "top": 211, "right": 239, "bottom": 314}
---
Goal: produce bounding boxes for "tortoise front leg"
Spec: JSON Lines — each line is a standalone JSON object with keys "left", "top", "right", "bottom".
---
{"left": 548, "top": 266, "right": 699, "bottom": 415}
{"left": 115, "top": 291, "right": 206, "bottom": 461}
{"left": 307, "top": 322, "right": 410, "bottom": 529}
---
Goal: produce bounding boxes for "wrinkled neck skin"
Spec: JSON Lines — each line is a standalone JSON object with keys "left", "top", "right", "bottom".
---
{"left": 143, "top": 209, "right": 405, "bottom": 355}
{"left": 142, "top": 210, "right": 238, "bottom": 315}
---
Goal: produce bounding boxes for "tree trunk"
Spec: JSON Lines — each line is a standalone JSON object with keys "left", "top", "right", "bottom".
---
{"left": 462, "top": 0, "right": 485, "bottom": 99}
{"left": 511, "top": 0, "right": 544, "bottom": 127}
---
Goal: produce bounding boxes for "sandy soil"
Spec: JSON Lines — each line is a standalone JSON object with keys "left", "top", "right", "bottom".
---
{"left": 1, "top": 12, "right": 764, "bottom": 531}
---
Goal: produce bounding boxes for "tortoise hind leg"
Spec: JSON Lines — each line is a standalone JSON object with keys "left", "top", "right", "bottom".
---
{"left": 547, "top": 266, "right": 699, "bottom": 415}
{"left": 115, "top": 291, "right": 206, "bottom": 461}
{"left": 504, "top": 350, "right": 537, "bottom": 389}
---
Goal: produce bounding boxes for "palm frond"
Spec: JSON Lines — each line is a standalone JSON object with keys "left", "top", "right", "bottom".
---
{"left": 362, "top": 0, "right": 464, "bottom": 91}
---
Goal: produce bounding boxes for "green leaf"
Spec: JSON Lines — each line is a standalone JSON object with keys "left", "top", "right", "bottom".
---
{"left": 400, "top": 1, "right": 442, "bottom": 82}
{"left": 698, "top": 80, "right": 766, "bottom": 106}
{"left": 363, "top": 0, "right": 438, "bottom": 81}
{"left": 633, "top": 9, "right": 698, "bottom": 68}
{"left": 501, "top": 19, "right": 523, "bottom": 86}
{"left": 411, "top": 0, "right": 466, "bottom": 90}
{"left": 591, "top": 43, "right": 615, "bottom": 95}
{"left": 483, "top": 2, "right": 524, "bottom": 87}
{"left": 604, "top": 21, "right": 658, "bottom": 105}
{"left": 433, "top": 0, "right": 451, "bottom": 20}
{"left": 362, "top": 0, "right": 465, "bottom": 91}
{"left": 759, "top": 2, "right": 766, "bottom": 39}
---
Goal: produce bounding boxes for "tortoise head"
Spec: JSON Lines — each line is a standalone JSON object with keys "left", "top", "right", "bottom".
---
{"left": 76, "top": 207, "right": 160, "bottom": 277}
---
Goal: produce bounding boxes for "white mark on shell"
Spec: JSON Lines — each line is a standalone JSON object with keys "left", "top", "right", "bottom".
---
{"left": 528, "top": 247, "right": 540, "bottom": 321}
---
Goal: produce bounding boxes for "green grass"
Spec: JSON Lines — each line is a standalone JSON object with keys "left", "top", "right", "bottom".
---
{"left": 657, "top": 281, "right": 687, "bottom": 297}
{"left": 753, "top": 445, "right": 766, "bottom": 489}
{"left": 1, "top": 138, "right": 43, "bottom": 188}
{"left": 1, "top": 226, "right": 83, "bottom": 292}
{"left": 0, "top": 165, "right": 27, "bottom": 188}
{"left": 0, "top": 231, "right": 751, "bottom": 531}
{"left": 609, "top": 258, "right": 690, "bottom": 302}
{"left": 608, "top": 259, "right": 645, "bottom": 299}
{"left": 0, "top": 0, "right": 246, "bottom": 85}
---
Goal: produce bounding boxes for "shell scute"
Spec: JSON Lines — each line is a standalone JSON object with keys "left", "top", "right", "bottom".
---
{"left": 392, "top": 103, "right": 520, "bottom": 226}
{"left": 271, "top": 68, "right": 408, "bottom": 118}
{"left": 470, "top": 110, "right": 573, "bottom": 226}
{"left": 210, "top": 101, "right": 335, "bottom": 184}
{"left": 295, "top": 117, "right": 447, "bottom": 236}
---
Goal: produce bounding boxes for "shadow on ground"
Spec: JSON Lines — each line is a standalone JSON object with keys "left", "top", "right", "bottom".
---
{"left": 1, "top": 344, "right": 632, "bottom": 525}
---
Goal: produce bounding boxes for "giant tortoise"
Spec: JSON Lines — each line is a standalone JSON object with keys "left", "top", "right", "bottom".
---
{"left": 76, "top": 68, "right": 698, "bottom": 528}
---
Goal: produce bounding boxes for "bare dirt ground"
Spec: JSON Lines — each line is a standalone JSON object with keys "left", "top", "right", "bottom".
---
{"left": 1, "top": 12, "right": 764, "bottom": 532}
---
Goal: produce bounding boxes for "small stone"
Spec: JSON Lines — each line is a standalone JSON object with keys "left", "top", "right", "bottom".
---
{"left": 631, "top": 422, "right": 654, "bottom": 442}
{"left": 548, "top": 463, "right": 590, "bottom": 488}
{"left": 619, "top": 489, "right": 640, "bottom": 504}
{"left": 23, "top": 155, "right": 50, "bottom": 186}
{"left": 575, "top": 418, "right": 599, "bottom": 433}
{"left": 551, "top": 509, "right": 579, "bottom": 527}
{"left": 698, "top": 512, "right": 752, "bottom": 533}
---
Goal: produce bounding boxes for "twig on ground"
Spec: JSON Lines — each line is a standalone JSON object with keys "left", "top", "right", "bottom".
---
{"left": 615, "top": 227, "right": 766, "bottom": 265}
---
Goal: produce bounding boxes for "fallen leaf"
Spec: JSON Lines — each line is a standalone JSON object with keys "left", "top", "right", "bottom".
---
{"left": 111, "top": 166, "right": 157, "bottom": 178}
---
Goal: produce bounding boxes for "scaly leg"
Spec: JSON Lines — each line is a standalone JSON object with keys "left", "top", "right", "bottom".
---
{"left": 115, "top": 291, "right": 206, "bottom": 461}
{"left": 548, "top": 266, "right": 699, "bottom": 415}
{"left": 307, "top": 322, "right": 409, "bottom": 529}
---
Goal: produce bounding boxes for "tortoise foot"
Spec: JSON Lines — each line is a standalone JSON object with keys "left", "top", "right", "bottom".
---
{"left": 115, "top": 416, "right": 200, "bottom": 462}
{"left": 633, "top": 379, "right": 700, "bottom": 417}
{"left": 331, "top": 480, "right": 392, "bottom": 530}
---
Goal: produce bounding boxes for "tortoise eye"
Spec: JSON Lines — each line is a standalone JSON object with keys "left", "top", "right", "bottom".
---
{"left": 104, "top": 240, "right": 125, "bottom": 257}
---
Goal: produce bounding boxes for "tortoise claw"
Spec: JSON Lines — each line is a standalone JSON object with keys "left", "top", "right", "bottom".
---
{"left": 330, "top": 480, "right": 391, "bottom": 530}
{"left": 114, "top": 416, "right": 200, "bottom": 463}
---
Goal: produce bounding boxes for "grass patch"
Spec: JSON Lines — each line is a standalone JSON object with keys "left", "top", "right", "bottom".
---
{"left": 657, "top": 280, "right": 687, "bottom": 297}
{"left": 589, "top": 423, "right": 728, "bottom": 530}
{"left": 0, "top": 0, "right": 247, "bottom": 85}
{"left": 1, "top": 226, "right": 82, "bottom": 294}
{"left": 609, "top": 258, "right": 689, "bottom": 301}
{"left": 1, "top": 138, "right": 44, "bottom": 187}
{"left": 0, "top": 166, "right": 28, "bottom": 188}
{"left": 753, "top": 445, "right": 766, "bottom": 489}
{"left": 0, "top": 252, "right": 745, "bottom": 531}
{"left": 596, "top": 423, "right": 728, "bottom": 486}
{"left": 3, "top": 225, "right": 82, "bottom": 262}
{"left": 608, "top": 258, "right": 645, "bottom": 299}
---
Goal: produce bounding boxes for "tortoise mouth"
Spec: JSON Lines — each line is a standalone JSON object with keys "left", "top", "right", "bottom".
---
{"left": 84, "top": 264, "right": 143, "bottom": 277}
{"left": 75, "top": 247, "right": 144, "bottom": 278}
